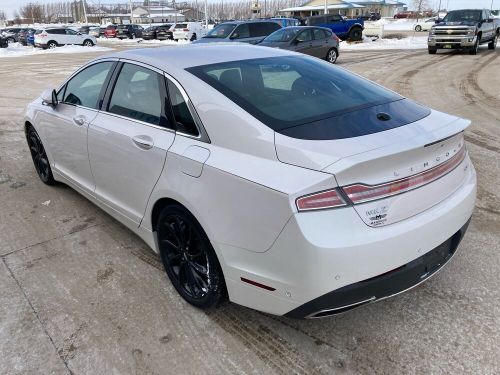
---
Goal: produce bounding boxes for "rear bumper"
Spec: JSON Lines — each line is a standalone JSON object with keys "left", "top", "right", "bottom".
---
{"left": 218, "top": 157, "right": 476, "bottom": 317}
{"left": 286, "top": 219, "right": 470, "bottom": 318}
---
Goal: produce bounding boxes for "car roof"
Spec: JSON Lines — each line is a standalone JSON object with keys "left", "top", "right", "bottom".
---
{"left": 98, "top": 44, "right": 296, "bottom": 72}
{"left": 220, "top": 19, "right": 280, "bottom": 25}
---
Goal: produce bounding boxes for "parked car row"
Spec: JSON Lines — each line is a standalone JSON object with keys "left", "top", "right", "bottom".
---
{"left": 0, "top": 26, "right": 97, "bottom": 49}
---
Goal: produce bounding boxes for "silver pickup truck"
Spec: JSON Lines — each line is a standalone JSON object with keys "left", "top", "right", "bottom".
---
{"left": 428, "top": 9, "right": 500, "bottom": 54}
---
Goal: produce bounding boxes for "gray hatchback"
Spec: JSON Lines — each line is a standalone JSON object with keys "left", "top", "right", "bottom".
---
{"left": 259, "top": 26, "right": 340, "bottom": 63}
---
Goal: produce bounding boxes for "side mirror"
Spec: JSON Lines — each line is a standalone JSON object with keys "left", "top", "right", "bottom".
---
{"left": 41, "top": 89, "right": 58, "bottom": 107}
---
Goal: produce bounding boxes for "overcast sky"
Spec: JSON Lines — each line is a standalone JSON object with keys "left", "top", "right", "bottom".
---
{"left": 1, "top": 0, "right": 498, "bottom": 19}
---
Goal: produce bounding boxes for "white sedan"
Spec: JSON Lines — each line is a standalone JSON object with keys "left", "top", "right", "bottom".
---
{"left": 24, "top": 45, "right": 476, "bottom": 318}
{"left": 414, "top": 18, "right": 437, "bottom": 32}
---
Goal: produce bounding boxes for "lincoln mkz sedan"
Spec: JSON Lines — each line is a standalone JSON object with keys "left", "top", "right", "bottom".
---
{"left": 24, "top": 45, "right": 476, "bottom": 318}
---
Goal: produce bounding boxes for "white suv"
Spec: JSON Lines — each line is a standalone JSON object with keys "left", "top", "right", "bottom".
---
{"left": 172, "top": 22, "right": 207, "bottom": 41}
{"left": 34, "top": 27, "right": 96, "bottom": 49}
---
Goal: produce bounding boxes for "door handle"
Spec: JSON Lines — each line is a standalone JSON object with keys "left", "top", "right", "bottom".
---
{"left": 132, "top": 135, "right": 154, "bottom": 150}
{"left": 73, "top": 115, "right": 86, "bottom": 126}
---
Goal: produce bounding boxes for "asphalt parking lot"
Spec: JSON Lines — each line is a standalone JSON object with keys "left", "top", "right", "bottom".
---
{"left": 1, "top": 42, "right": 499, "bottom": 374}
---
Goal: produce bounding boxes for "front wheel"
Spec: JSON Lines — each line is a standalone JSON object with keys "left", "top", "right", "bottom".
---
{"left": 326, "top": 48, "right": 338, "bottom": 63}
{"left": 157, "top": 204, "right": 226, "bottom": 308}
{"left": 488, "top": 34, "right": 498, "bottom": 50}
{"left": 27, "top": 127, "right": 55, "bottom": 185}
{"left": 47, "top": 41, "right": 58, "bottom": 49}
{"left": 469, "top": 38, "right": 479, "bottom": 55}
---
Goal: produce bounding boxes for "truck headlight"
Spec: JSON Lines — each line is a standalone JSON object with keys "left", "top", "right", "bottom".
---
{"left": 430, "top": 28, "right": 436, "bottom": 35}
{"left": 467, "top": 27, "right": 476, "bottom": 36}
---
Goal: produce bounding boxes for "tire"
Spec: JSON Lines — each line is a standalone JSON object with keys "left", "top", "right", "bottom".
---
{"left": 428, "top": 48, "right": 437, "bottom": 54}
{"left": 83, "top": 39, "right": 93, "bottom": 47}
{"left": 27, "top": 126, "right": 55, "bottom": 185}
{"left": 348, "top": 27, "right": 363, "bottom": 41}
{"left": 469, "top": 38, "right": 479, "bottom": 55}
{"left": 415, "top": 25, "right": 422, "bottom": 32}
{"left": 190, "top": 33, "right": 197, "bottom": 41}
{"left": 7, "top": 37, "right": 15, "bottom": 44}
{"left": 157, "top": 204, "right": 226, "bottom": 309}
{"left": 488, "top": 34, "right": 498, "bottom": 50}
{"left": 47, "top": 41, "right": 57, "bottom": 49}
{"left": 326, "top": 48, "right": 338, "bottom": 63}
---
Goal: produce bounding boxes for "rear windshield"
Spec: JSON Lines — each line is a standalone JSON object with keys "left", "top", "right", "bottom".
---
{"left": 187, "top": 56, "right": 402, "bottom": 132}
{"left": 106, "top": 25, "right": 117, "bottom": 29}
{"left": 175, "top": 24, "right": 188, "bottom": 29}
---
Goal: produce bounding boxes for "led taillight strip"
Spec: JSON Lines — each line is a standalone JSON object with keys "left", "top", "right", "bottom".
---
{"left": 342, "top": 144, "right": 467, "bottom": 204}
{"left": 296, "top": 143, "right": 467, "bottom": 212}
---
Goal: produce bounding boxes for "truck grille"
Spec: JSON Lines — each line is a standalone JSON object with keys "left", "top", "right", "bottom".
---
{"left": 434, "top": 28, "right": 469, "bottom": 36}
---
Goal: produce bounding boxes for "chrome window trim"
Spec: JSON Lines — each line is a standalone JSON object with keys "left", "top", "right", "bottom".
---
{"left": 57, "top": 59, "right": 119, "bottom": 111}
{"left": 94, "top": 110, "right": 176, "bottom": 135}
{"left": 164, "top": 72, "right": 210, "bottom": 143}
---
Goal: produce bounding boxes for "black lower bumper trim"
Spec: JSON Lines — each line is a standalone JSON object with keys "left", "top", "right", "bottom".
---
{"left": 286, "top": 219, "right": 471, "bottom": 319}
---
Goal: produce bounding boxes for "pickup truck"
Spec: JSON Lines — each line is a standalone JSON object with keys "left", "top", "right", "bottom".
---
{"left": 428, "top": 9, "right": 500, "bottom": 54}
{"left": 304, "top": 14, "right": 364, "bottom": 41}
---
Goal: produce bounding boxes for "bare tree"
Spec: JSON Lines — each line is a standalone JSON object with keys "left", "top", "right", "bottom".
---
{"left": 411, "top": 0, "right": 431, "bottom": 19}
{"left": 20, "top": 3, "right": 45, "bottom": 23}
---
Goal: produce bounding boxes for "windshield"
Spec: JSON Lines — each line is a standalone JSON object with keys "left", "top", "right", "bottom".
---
{"left": 264, "top": 28, "right": 300, "bottom": 42}
{"left": 106, "top": 25, "right": 117, "bottom": 30}
{"left": 204, "top": 23, "right": 236, "bottom": 38}
{"left": 117, "top": 25, "right": 129, "bottom": 29}
{"left": 443, "top": 10, "right": 481, "bottom": 22}
{"left": 187, "top": 56, "right": 402, "bottom": 133}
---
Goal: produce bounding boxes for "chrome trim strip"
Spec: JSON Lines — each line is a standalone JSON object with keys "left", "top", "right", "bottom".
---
{"left": 306, "top": 242, "right": 461, "bottom": 319}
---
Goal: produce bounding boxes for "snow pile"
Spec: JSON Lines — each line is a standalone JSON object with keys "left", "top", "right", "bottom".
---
{"left": 98, "top": 38, "right": 191, "bottom": 46}
{"left": 366, "top": 19, "right": 421, "bottom": 31}
{"left": 341, "top": 36, "right": 429, "bottom": 50}
{"left": 0, "top": 43, "right": 113, "bottom": 58}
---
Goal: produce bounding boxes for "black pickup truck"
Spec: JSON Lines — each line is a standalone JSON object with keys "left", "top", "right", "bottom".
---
{"left": 428, "top": 9, "right": 500, "bottom": 54}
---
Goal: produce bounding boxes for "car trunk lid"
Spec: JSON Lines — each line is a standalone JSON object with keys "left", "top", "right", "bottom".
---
{"left": 275, "top": 110, "right": 471, "bottom": 226}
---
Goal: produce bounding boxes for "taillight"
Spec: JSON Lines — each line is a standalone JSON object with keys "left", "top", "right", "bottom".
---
{"left": 332, "top": 33, "right": 340, "bottom": 42}
{"left": 343, "top": 144, "right": 467, "bottom": 204}
{"left": 183, "top": 28, "right": 189, "bottom": 32}
{"left": 296, "top": 141, "right": 466, "bottom": 211}
{"left": 40, "top": 33, "right": 48, "bottom": 37}
{"left": 296, "top": 189, "right": 347, "bottom": 211}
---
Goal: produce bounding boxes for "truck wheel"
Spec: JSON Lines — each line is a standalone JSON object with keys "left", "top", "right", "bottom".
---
{"left": 428, "top": 48, "right": 437, "bottom": 54}
{"left": 469, "top": 39, "right": 479, "bottom": 55}
{"left": 488, "top": 34, "right": 498, "bottom": 50}
{"left": 348, "top": 27, "right": 363, "bottom": 41}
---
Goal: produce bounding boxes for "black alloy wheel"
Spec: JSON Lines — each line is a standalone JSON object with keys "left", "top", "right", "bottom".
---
{"left": 27, "top": 127, "right": 55, "bottom": 185}
{"left": 157, "top": 204, "right": 226, "bottom": 308}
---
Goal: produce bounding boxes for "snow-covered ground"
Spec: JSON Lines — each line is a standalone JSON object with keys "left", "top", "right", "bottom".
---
{"left": 341, "top": 36, "right": 429, "bottom": 50}
{"left": 0, "top": 43, "right": 113, "bottom": 58}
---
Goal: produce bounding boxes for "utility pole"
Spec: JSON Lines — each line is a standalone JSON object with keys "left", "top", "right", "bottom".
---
{"left": 204, "top": 0, "right": 207, "bottom": 28}
{"left": 438, "top": 0, "right": 442, "bottom": 13}
{"left": 324, "top": 0, "right": 327, "bottom": 15}
{"left": 83, "top": 0, "right": 88, "bottom": 24}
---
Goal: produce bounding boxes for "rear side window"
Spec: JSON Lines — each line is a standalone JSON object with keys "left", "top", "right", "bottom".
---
{"left": 265, "top": 22, "right": 281, "bottom": 34}
{"left": 63, "top": 62, "right": 114, "bottom": 109}
{"left": 313, "top": 28, "right": 327, "bottom": 40}
{"left": 167, "top": 80, "right": 199, "bottom": 136}
{"left": 47, "top": 29, "right": 64, "bottom": 34}
{"left": 249, "top": 23, "right": 273, "bottom": 37}
{"left": 187, "top": 56, "right": 414, "bottom": 139}
{"left": 66, "top": 29, "right": 77, "bottom": 35}
{"left": 297, "top": 29, "right": 313, "bottom": 42}
{"left": 108, "top": 64, "right": 165, "bottom": 126}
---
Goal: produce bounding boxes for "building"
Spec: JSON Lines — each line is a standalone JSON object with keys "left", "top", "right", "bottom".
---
{"left": 280, "top": 0, "right": 406, "bottom": 18}
{"left": 180, "top": 8, "right": 205, "bottom": 21}
{"left": 131, "top": 6, "right": 185, "bottom": 23}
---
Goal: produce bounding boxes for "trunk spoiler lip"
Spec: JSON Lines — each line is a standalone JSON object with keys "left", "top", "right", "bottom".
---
{"left": 320, "top": 115, "right": 471, "bottom": 173}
